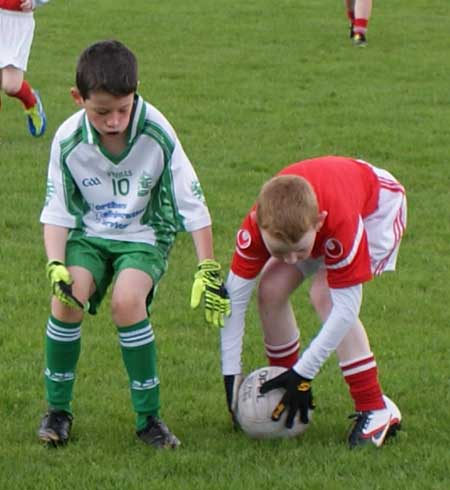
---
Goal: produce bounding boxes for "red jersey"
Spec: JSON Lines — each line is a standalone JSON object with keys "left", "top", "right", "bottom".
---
{"left": 230, "top": 156, "right": 380, "bottom": 288}
{"left": 0, "top": 0, "right": 23, "bottom": 11}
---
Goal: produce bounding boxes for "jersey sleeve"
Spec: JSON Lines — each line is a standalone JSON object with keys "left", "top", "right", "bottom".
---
{"left": 324, "top": 216, "right": 373, "bottom": 288}
{"left": 220, "top": 271, "right": 258, "bottom": 375}
{"left": 221, "top": 212, "right": 269, "bottom": 374}
{"left": 230, "top": 210, "right": 271, "bottom": 279}
{"left": 166, "top": 137, "right": 211, "bottom": 233}
{"left": 293, "top": 284, "right": 363, "bottom": 379}
{"left": 40, "top": 133, "right": 77, "bottom": 229}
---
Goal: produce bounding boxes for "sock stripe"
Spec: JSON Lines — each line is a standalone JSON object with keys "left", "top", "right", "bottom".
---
{"left": 119, "top": 325, "right": 154, "bottom": 348}
{"left": 266, "top": 342, "right": 299, "bottom": 359}
{"left": 265, "top": 334, "right": 300, "bottom": 359}
{"left": 340, "top": 354, "right": 376, "bottom": 376}
{"left": 46, "top": 319, "right": 81, "bottom": 342}
{"left": 342, "top": 360, "right": 376, "bottom": 377}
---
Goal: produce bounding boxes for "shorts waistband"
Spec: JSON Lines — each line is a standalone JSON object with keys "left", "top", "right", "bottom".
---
{"left": 0, "top": 8, "right": 34, "bottom": 17}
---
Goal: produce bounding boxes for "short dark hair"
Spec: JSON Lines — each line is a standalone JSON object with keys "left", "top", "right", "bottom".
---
{"left": 75, "top": 40, "right": 138, "bottom": 99}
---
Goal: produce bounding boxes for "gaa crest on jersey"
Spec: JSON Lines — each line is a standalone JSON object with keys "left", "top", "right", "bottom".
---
{"left": 137, "top": 172, "right": 152, "bottom": 196}
{"left": 237, "top": 229, "right": 252, "bottom": 249}
{"left": 191, "top": 180, "right": 205, "bottom": 202}
{"left": 44, "top": 178, "right": 55, "bottom": 206}
{"left": 325, "top": 238, "right": 343, "bottom": 259}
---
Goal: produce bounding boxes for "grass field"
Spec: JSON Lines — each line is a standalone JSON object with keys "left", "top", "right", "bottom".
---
{"left": 0, "top": 1, "right": 449, "bottom": 489}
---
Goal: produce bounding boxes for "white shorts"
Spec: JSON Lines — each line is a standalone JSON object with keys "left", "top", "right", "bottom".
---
{"left": 0, "top": 9, "right": 35, "bottom": 71}
{"left": 364, "top": 166, "right": 407, "bottom": 275}
{"left": 297, "top": 165, "right": 407, "bottom": 279}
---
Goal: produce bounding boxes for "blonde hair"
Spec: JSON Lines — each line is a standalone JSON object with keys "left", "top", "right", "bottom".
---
{"left": 256, "top": 175, "right": 319, "bottom": 243}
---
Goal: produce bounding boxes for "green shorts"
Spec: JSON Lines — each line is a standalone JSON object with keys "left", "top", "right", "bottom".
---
{"left": 65, "top": 232, "right": 168, "bottom": 315}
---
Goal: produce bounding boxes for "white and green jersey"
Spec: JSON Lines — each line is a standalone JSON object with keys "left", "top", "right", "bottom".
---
{"left": 40, "top": 95, "right": 211, "bottom": 251}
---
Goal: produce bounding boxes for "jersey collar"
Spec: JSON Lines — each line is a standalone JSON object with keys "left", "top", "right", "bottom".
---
{"left": 81, "top": 94, "right": 147, "bottom": 146}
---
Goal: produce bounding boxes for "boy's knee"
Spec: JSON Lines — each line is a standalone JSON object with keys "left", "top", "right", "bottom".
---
{"left": 2, "top": 77, "right": 22, "bottom": 95}
{"left": 257, "top": 277, "right": 287, "bottom": 306}
{"left": 51, "top": 299, "right": 84, "bottom": 324}
{"left": 111, "top": 292, "right": 144, "bottom": 323}
{"left": 112, "top": 295, "right": 131, "bottom": 317}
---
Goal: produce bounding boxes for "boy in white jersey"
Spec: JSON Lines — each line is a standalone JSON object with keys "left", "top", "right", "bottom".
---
{"left": 0, "top": 0, "right": 48, "bottom": 135}
{"left": 38, "top": 40, "right": 230, "bottom": 449}
{"left": 221, "top": 156, "right": 406, "bottom": 448}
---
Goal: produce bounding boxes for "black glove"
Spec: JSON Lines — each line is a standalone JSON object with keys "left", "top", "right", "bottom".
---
{"left": 260, "top": 368, "right": 314, "bottom": 427}
{"left": 224, "top": 374, "right": 243, "bottom": 429}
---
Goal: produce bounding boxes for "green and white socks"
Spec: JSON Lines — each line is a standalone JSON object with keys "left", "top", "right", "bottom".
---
{"left": 44, "top": 316, "right": 81, "bottom": 413}
{"left": 117, "top": 320, "right": 160, "bottom": 430}
{"left": 44, "top": 316, "right": 160, "bottom": 430}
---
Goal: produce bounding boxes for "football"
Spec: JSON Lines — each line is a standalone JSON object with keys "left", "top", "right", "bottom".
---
{"left": 236, "top": 366, "right": 313, "bottom": 439}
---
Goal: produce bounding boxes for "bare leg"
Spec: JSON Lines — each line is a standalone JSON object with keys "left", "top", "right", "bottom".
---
{"left": 336, "top": 319, "right": 371, "bottom": 361}
{"left": 353, "top": 0, "right": 372, "bottom": 43}
{"left": 1, "top": 66, "right": 24, "bottom": 95}
{"left": 111, "top": 268, "right": 153, "bottom": 326}
{"left": 308, "top": 268, "right": 332, "bottom": 323}
{"left": 51, "top": 266, "right": 95, "bottom": 323}
{"left": 344, "top": 0, "right": 356, "bottom": 10}
{"left": 344, "top": 0, "right": 356, "bottom": 33}
{"left": 354, "top": 0, "right": 372, "bottom": 21}
{"left": 257, "top": 258, "right": 304, "bottom": 346}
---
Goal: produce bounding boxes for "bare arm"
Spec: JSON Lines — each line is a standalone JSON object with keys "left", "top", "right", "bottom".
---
{"left": 43, "top": 224, "right": 69, "bottom": 262}
{"left": 191, "top": 225, "right": 215, "bottom": 262}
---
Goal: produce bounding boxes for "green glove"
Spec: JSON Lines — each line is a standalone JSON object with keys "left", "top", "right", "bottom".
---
{"left": 190, "top": 259, "right": 231, "bottom": 327}
{"left": 46, "top": 260, "right": 85, "bottom": 310}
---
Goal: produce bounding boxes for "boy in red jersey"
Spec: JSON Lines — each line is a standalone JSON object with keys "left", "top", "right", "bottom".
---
{"left": 0, "top": 0, "right": 48, "bottom": 136}
{"left": 345, "top": 0, "right": 372, "bottom": 46}
{"left": 221, "top": 156, "right": 406, "bottom": 448}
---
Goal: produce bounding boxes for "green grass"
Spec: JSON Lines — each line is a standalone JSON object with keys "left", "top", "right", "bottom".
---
{"left": 1, "top": 1, "right": 449, "bottom": 489}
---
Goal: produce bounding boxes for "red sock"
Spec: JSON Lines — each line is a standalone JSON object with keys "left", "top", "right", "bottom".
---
{"left": 347, "top": 10, "right": 355, "bottom": 23}
{"left": 265, "top": 335, "right": 300, "bottom": 369}
{"left": 353, "top": 18, "right": 368, "bottom": 35}
{"left": 340, "top": 354, "right": 385, "bottom": 411}
{"left": 9, "top": 80, "right": 36, "bottom": 110}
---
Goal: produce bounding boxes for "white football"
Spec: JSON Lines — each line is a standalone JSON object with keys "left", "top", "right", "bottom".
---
{"left": 236, "top": 366, "right": 313, "bottom": 439}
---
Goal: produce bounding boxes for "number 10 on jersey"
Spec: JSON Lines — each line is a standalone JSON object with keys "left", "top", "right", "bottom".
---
{"left": 112, "top": 178, "right": 130, "bottom": 196}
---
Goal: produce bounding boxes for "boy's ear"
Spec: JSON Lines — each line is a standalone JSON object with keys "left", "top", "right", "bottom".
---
{"left": 70, "top": 87, "right": 84, "bottom": 107}
{"left": 316, "top": 211, "right": 328, "bottom": 231}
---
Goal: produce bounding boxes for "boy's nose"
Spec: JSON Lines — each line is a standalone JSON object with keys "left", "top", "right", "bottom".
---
{"left": 107, "top": 113, "right": 120, "bottom": 127}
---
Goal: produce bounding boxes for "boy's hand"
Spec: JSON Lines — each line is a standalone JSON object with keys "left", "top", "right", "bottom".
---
{"left": 260, "top": 368, "right": 314, "bottom": 427}
{"left": 190, "top": 259, "right": 231, "bottom": 327}
{"left": 46, "top": 260, "right": 85, "bottom": 310}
